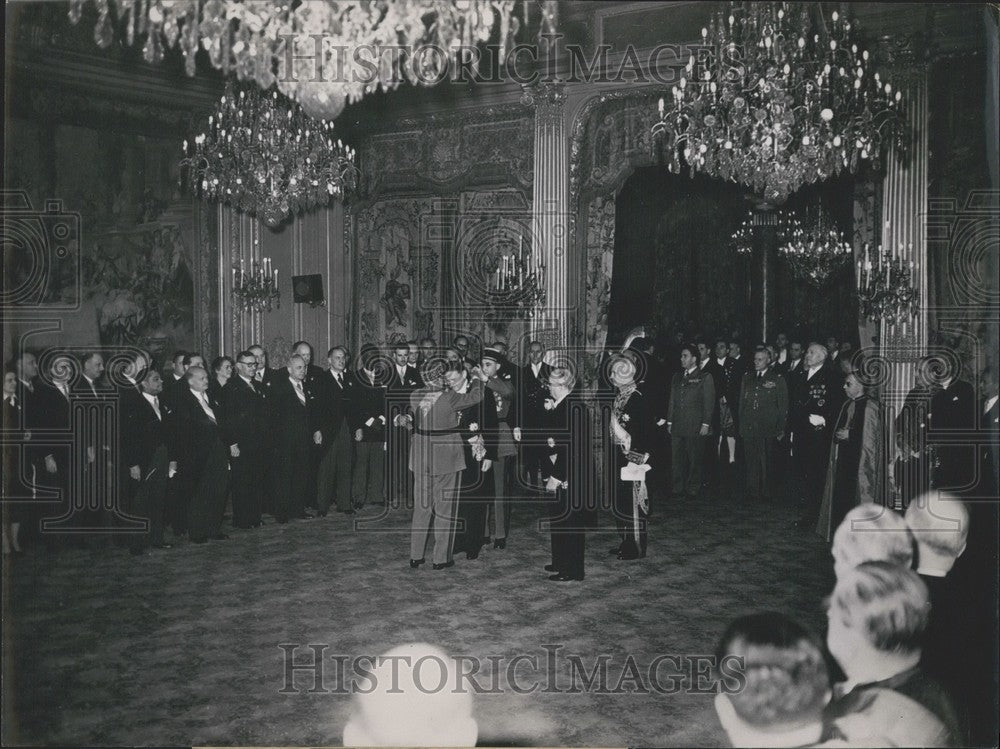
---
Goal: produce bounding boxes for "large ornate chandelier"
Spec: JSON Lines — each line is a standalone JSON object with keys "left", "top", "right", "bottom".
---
{"left": 651, "top": 2, "right": 904, "bottom": 203}
{"left": 180, "top": 82, "right": 356, "bottom": 226}
{"left": 68, "top": 0, "right": 558, "bottom": 120}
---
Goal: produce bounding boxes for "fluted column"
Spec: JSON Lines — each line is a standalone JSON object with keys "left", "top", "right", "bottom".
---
{"left": 878, "top": 69, "right": 929, "bottom": 397}
{"left": 523, "top": 83, "right": 568, "bottom": 359}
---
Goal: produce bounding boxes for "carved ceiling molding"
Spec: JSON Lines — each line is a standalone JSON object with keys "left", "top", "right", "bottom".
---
{"left": 356, "top": 106, "right": 534, "bottom": 203}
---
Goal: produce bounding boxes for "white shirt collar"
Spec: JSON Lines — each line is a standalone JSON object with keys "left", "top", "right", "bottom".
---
{"left": 941, "top": 377, "right": 953, "bottom": 390}
{"left": 985, "top": 395, "right": 998, "bottom": 414}
{"left": 531, "top": 362, "right": 542, "bottom": 375}
{"left": 916, "top": 566, "right": 948, "bottom": 577}
{"left": 686, "top": 366, "right": 699, "bottom": 375}
{"left": 190, "top": 387, "right": 205, "bottom": 398}
{"left": 142, "top": 391, "right": 159, "bottom": 404}
{"left": 239, "top": 374, "right": 253, "bottom": 385}
{"left": 716, "top": 357, "right": 726, "bottom": 365}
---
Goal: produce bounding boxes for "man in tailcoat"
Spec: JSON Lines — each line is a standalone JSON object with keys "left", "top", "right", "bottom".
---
{"left": 452, "top": 363, "right": 498, "bottom": 561}
{"left": 408, "top": 363, "right": 485, "bottom": 569}
{"left": 314, "top": 346, "right": 357, "bottom": 515}
{"left": 387, "top": 342, "right": 422, "bottom": 508}
{"left": 220, "top": 351, "right": 269, "bottom": 529}
{"left": 165, "top": 366, "right": 229, "bottom": 543}
{"left": 514, "top": 340, "right": 552, "bottom": 488}
{"left": 739, "top": 347, "right": 789, "bottom": 502}
{"left": 268, "top": 354, "right": 320, "bottom": 522}
{"left": 539, "top": 367, "right": 595, "bottom": 581}
{"left": 789, "top": 343, "right": 842, "bottom": 520}
{"left": 480, "top": 348, "right": 517, "bottom": 549}
{"left": 667, "top": 344, "right": 716, "bottom": 498}
{"left": 351, "top": 346, "right": 389, "bottom": 509}
{"left": 123, "top": 368, "right": 173, "bottom": 552}
{"left": 927, "top": 371, "right": 977, "bottom": 493}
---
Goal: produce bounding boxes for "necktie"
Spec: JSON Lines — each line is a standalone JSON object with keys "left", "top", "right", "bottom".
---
{"left": 58, "top": 383, "right": 69, "bottom": 400}
{"left": 758, "top": 371, "right": 763, "bottom": 379}
{"left": 335, "top": 372, "right": 342, "bottom": 387}
{"left": 294, "top": 380, "right": 306, "bottom": 404}
{"left": 151, "top": 396, "right": 162, "bottom": 420}
{"left": 201, "top": 393, "right": 217, "bottom": 422}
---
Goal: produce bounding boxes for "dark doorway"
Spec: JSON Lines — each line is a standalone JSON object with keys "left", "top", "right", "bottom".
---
{"left": 607, "top": 167, "right": 860, "bottom": 350}
{"left": 607, "top": 168, "right": 749, "bottom": 347}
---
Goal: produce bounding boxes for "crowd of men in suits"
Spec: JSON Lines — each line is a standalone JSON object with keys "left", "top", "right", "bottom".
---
{"left": 604, "top": 329, "right": 998, "bottom": 535}
{"left": 1, "top": 336, "right": 578, "bottom": 573}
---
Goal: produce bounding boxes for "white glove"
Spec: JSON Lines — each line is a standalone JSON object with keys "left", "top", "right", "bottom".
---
{"left": 808, "top": 414, "right": 826, "bottom": 427}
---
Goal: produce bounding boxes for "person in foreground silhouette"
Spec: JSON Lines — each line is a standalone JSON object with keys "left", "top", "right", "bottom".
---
{"left": 341, "top": 642, "right": 477, "bottom": 747}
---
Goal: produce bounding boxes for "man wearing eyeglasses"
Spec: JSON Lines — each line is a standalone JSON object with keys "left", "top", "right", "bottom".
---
{"left": 220, "top": 351, "right": 269, "bottom": 529}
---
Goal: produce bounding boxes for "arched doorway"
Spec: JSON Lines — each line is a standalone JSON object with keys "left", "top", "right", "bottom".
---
{"left": 570, "top": 91, "right": 874, "bottom": 385}
{"left": 606, "top": 168, "right": 862, "bottom": 352}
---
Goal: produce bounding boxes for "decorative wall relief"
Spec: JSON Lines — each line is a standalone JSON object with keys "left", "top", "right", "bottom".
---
{"left": 583, "top": 194, "right": 616, "bottom": 384}
{"left": 357, "top": 106, "right": 534, "bottom": 201}
{"left": 570, "top": 91, "right": 664, "bottom": 383}
{"left": 353, "top": 198, "right": 434, "bottom": 348}
{"left": 350, "top": 105, "right": 535, "bottom": 353}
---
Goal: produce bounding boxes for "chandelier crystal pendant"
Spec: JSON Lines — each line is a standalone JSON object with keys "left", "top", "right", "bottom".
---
{"left": 69, "top": 0, "right": 559, "bottom": 121}
{"left": 652, "top": 2, "right": 904, "bottom": 203}
{"left": 180, "top": 82, "right": 357, "bottom": 227}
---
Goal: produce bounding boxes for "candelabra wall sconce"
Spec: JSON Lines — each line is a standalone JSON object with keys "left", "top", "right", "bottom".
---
{"left": 483, "top": 233, "right": 547, "bottom": 330}
{"left": 233, "top": 256, "right": 280, "bottom": 313}
{"left": 857, "top": 241, "right": 919, "bottom": 332}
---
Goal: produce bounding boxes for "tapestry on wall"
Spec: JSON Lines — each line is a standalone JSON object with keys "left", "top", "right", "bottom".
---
{"left": 4, "top": 119, "right": 198, "bottom": 360}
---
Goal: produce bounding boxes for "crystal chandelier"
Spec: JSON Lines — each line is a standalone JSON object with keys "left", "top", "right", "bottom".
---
{"left": 481, "top": 230, "right": 546, "bottom": 331}
{"left": 651, "top": 2, "right": 904, "bottom": 203}
{"left": 731, "top": 204, "right": 851, "bottom": 285}
{"left": 180, "top": 82, "right": 356, "bottom": 226}
{"left": 233, "top": 257, "right": 280, "bottom": 313}
{"left": 68, "top": 0, "right": 558, "bottom": 121}
{"left": 777, "top": 205, "right": 852, "bottom": 285}
{"left": 858, "top": 241, "right": 919, "bottom": 325}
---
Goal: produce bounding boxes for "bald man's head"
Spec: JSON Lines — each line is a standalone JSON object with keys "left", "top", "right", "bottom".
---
{"left": 342, "top": 643, "right": 477, "bottom": 747}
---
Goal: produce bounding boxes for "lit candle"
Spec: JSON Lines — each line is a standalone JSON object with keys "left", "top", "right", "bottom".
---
{"left": 274, "top": 269, "right": 278, "bottom": 286}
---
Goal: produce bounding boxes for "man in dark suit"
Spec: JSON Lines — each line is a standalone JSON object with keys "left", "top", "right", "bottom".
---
{"left": 739, "top": 347, "right": 789, "bottom": 502}
{"left": 123, "top": 368, "right": 173, "bottom": 553}
{"left": 315, "top": 345, "right": 356, "bottom": 515}
{"left": 292, "top": 340, "right": 325, "bottom": 388}
{"left": 268, "top": 354, "right": 319, "bottom": 522}
{"left": 927, "top": 372, "right": 977, "bottom": 493}
{"left": 165, "top": 366, "right": 229, "bottom": 543}
{"left": 161, "top": 350, "right": 187, "bottom": 401}
{"left": 220, "top": 351, "right": 269, "bottom": 529}
{"left": 667, "top": 344, "right": 716, "bottom": 498}
{"left": 515, "top": 340, "right": 552, "bottom": 488}
{"left": 248, "top": 344, "right": 278, "bottom": 391}
{"left": 540, "top": 367, "right": 595, "bottom": 581}
{"left": 790, "top": 343, "right": 842, "bottom": 521}
{"left": 386, "top": 342, "right": 421, "bottom": 508}
{"left": 114, "top": 349, "right": 154, "bottom": 545}
{"left": 71, "top": 350, "right": 115, "bottom": 534}
{"left": 352, "top": 345, "right": 388, "bottom": 509}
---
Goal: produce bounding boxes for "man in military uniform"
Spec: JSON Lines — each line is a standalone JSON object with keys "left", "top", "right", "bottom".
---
{"left": 480, "top": 348, "right": 516, "bottom": 549}
{"left": 667, "top": 344, "right": 716, "bottom": 498}
{"left": 790, "top": 343, "right": 842, "bottom": 520}
{"left": 739, "top": 347, "right": 789, "bottom": 501}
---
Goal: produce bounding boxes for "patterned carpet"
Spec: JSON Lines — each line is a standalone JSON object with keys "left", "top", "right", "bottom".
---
{"left": 3, "top": 480, "right": 835, "bottom": 747}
